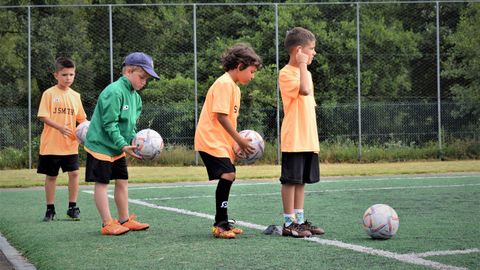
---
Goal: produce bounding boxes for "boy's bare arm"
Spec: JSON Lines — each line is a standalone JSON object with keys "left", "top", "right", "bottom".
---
{"left": 296, "top": 48, "right": 312, "bottom": 96}
{"left": 39, "top": 116, "right": 73, "bottom": 137}
{"left": 217, "top": 113, "right": 255, "bottom": 154}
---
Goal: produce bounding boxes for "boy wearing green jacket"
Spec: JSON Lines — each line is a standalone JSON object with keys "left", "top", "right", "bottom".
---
{"left": 84, "top": 52, "right": 159, "bottom": 236}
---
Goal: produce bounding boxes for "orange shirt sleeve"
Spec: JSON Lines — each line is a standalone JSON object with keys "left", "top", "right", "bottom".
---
{"left": 279, "top": 68, "right": 300, "bottom": 101}
{"left": 211, "top": 80, "right": 235, "bottom": 115}
{"left": 37, "top": 91, "right": 51, "bottom": 118}
{"left": 76, "top": 95, "right": 87, "bottom": 123}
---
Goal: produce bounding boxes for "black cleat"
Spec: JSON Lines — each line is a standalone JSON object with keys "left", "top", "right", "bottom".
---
{"left": 66, "top": 207, "right": 80, "bottom": 221}
{"left": 43, "top": 209, "right": 56, "bottom": 222}
{"left": 282, "top": 222, "right": 312, "bottom": 238}
{"left": 300, "top": 220, "right": 325, "bottom": 235}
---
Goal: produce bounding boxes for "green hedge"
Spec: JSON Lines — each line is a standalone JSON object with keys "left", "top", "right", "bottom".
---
{"left": 1, "top": 138, "right": 479, "bottom": 169}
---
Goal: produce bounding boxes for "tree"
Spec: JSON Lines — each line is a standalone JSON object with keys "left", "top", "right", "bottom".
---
{"left": 443, "top": 3, "right": 480, "bottom": 120}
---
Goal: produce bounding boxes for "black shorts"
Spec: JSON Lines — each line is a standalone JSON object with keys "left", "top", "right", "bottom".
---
{"left": 37, "top": 154, "right": 79, "bottom": 177}
{"left": 199, "top": 151, "right": 236, "bottom": 180}
{"left": 85, "top": 153, "right": 128, "bottom": 184}
{"left": 280, "top": 152, "right": 320, "bottom": 185}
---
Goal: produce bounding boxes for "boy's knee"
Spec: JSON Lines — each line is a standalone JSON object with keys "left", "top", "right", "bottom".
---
{"left": 220, "top": 172, "right": 235, "bottom": 181}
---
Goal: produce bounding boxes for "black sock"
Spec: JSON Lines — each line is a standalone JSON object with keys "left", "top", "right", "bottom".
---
{"left": 47, "top": 204, "right": 55, "bottom": 211}
{"left": 215, "top": 178, "right": 233, "bottom": 224}
{"left": 69, "top": 202, "right": 77, "bottom": 208}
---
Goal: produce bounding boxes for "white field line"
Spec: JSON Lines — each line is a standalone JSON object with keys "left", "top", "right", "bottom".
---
{"left": 139, "top": 183, "right": 480, "bottom": 201}
{"left": 126, "top": 174, "right": 480, "bottom": 191}
{"left": 81, "top": 190, "right": 468, "bottom": 270}
{"left": 410, "top": 248, "right": 480, "bottom": 258}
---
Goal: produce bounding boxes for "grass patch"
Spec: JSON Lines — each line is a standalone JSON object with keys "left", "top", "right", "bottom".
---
{"left": 0, "top": 174, "right": 478, "bottom": 269}
{"left": 1, "top": 160, "right": 479, "bottom": 188}
{"left": 2, "top": 138, "right": 480, "bottom": 169}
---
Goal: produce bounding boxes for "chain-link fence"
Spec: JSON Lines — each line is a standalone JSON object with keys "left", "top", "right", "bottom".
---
{"left": 1, "top": 1, "right": 479, "bottom": 167}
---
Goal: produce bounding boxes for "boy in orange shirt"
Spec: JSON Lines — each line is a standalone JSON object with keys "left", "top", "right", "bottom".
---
{"left": 37, "top": 57, "right": 87, "bottom": 222}
{"left": 279, "top": 27, "right": 325, "bottom": 237}
{"left": 194, "top": 43, "right": 262, "bottom": 239}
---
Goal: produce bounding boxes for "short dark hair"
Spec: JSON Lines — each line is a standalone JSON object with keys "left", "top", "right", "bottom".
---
{"left": 221, "top": 43, "right": 262, "bottom": 72}
{"left": 54, "top": 57, "right": 75, "bottom": 72}
{"left": 284, "top": 27, "right": 316, "bottom": 51}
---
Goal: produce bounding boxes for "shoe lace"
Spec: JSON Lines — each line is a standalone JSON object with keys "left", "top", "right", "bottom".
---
{"left": 292, "top": 223, "right": 308, "bottom": 232}
{"left": 127, "top": 214, "right": 139, "bottom": 224}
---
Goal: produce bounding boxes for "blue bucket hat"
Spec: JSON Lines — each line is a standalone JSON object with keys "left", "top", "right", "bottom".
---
{"left": 123, "top": 52, "right": 160, "bottom": 79}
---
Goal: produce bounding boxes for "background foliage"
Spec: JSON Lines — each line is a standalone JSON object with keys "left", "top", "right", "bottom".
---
{"left": 0, "top": 1, "right": 479, "bottom": 168}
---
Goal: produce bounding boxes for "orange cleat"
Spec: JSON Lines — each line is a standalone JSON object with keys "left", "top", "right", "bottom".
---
{"left": 121, "top": 215, "right": 150, "bottom": 231}
{"left": 212, "top": 225, "right": 236, "bottom": 239}
{"left": 227, "top": 220, "right": 243, "bottom": 235}
{"left": 101, "top": 219, "right": 129, "bottom": 236}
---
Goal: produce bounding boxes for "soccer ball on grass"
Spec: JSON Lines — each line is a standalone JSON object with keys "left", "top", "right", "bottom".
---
{"left": 362, "top": 204, "right": 399, "bottom": 239}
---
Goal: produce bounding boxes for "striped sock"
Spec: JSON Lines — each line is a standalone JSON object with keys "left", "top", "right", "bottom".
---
{"left": 294, "top": 209, "right": 305, "bottom": 224}
{"left": 283, "top": 213, "right": 296, "bottom": 227}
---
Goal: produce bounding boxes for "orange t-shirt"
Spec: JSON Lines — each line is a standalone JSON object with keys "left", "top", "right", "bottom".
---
{"left": 194, "top": 73, "right": 240, "bottom": 162}
{"left": 37, "top": 86, "right": 87, "bottom": 155}
{"left": 279, "top": 65, "right": 319, "bottom": 153}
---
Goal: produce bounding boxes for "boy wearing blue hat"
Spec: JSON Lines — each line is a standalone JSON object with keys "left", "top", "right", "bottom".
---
{"left": 85, "top": 52, "right": 159, "bottom": 235}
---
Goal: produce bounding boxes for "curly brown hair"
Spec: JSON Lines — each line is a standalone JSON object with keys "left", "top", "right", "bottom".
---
{"left": 221, "top": 43, "right": 262, "bottom": 72}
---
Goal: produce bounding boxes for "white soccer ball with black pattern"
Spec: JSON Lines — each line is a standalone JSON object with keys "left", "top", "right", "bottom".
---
{"left": 233, "top": 130, "right": 265, "bottom": 163}
{"left": 132, "top": 128, "right": 164, "bottom": 160}
{"left": 75, "top": 120, "right": 90, "bottom": 145}
{"left": 363, "top": 204, "right": 399, "bottom": 239}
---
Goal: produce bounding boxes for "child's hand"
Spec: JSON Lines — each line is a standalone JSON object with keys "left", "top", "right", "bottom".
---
{"left": 238, "top": 137, "right": 255, "bottom": 155}
{"left": 59, "top": 125, "right": 73, "bottom": 137}
{"left": 122, "top": 145, "right": 142, "bottom": 159}
{"left": 296, "top": 47, "right": 309, "bottom": 65}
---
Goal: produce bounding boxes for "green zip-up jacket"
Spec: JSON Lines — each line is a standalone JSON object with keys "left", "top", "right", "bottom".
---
{"left": 85, "top": 76, "right": 142, "bottom": 157}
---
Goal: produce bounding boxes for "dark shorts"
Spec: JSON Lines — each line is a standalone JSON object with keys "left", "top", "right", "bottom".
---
{"left": 199, "top": 151, "right": 236, "bottom": 180}
{"left": 280, "top": 152, "right": 320, "bottom": 185}
{"left": 85, "top": 153, "right": 128, "bottom": 184}
{"left": 37, "top": 154, "right": 79, "bottom": 177}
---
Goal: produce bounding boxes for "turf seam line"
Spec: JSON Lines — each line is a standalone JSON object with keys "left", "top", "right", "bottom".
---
{"left": 138, "top": 183, "right": 480, "bottom": 201}
{"left": 126, "top": 174, "right": 480, "bottom": 191}
{"left": 82, "top": 190, "right": 468, "bottom": 270}
{"left": 410, "top": 248, "right": 480, "bottom": 258}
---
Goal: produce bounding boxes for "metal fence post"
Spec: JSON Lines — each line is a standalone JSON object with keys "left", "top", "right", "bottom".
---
{"left": 356, "top": 2, "right": 362, "bottom": 161}
{"left": 193, "top": 4, "right": 199, "bottom": 165}
{"left": 275, "top": 3, "right": 280, "bottom": 165}
{"left": 436, "top": 1, "right": 443, "bottom": 157}
{"left": 28, "top": 6, "right": 32, "bottom": 169}
{"left": 109, "top": 5, "right": 113, "bottom": 83}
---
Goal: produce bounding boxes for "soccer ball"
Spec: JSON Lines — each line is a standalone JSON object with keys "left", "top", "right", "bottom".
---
{"left": 132, "top": 128, "right": 164, "bottom": 160}
{"left": 363, "top": 204, "right": 399, "bottom": 239}
{"left": 75, "top": 120, "right": 90, "bottom": 145}
{"left": 233, "top": 130, "right": 265, "bottom": 163}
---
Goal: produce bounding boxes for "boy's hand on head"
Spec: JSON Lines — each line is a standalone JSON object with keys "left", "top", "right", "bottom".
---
{"left": 296, "top": 47, "right": 309, "bottom": 65}
{"left": 122, "top": 145, "right": 142, "bottom": 159}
